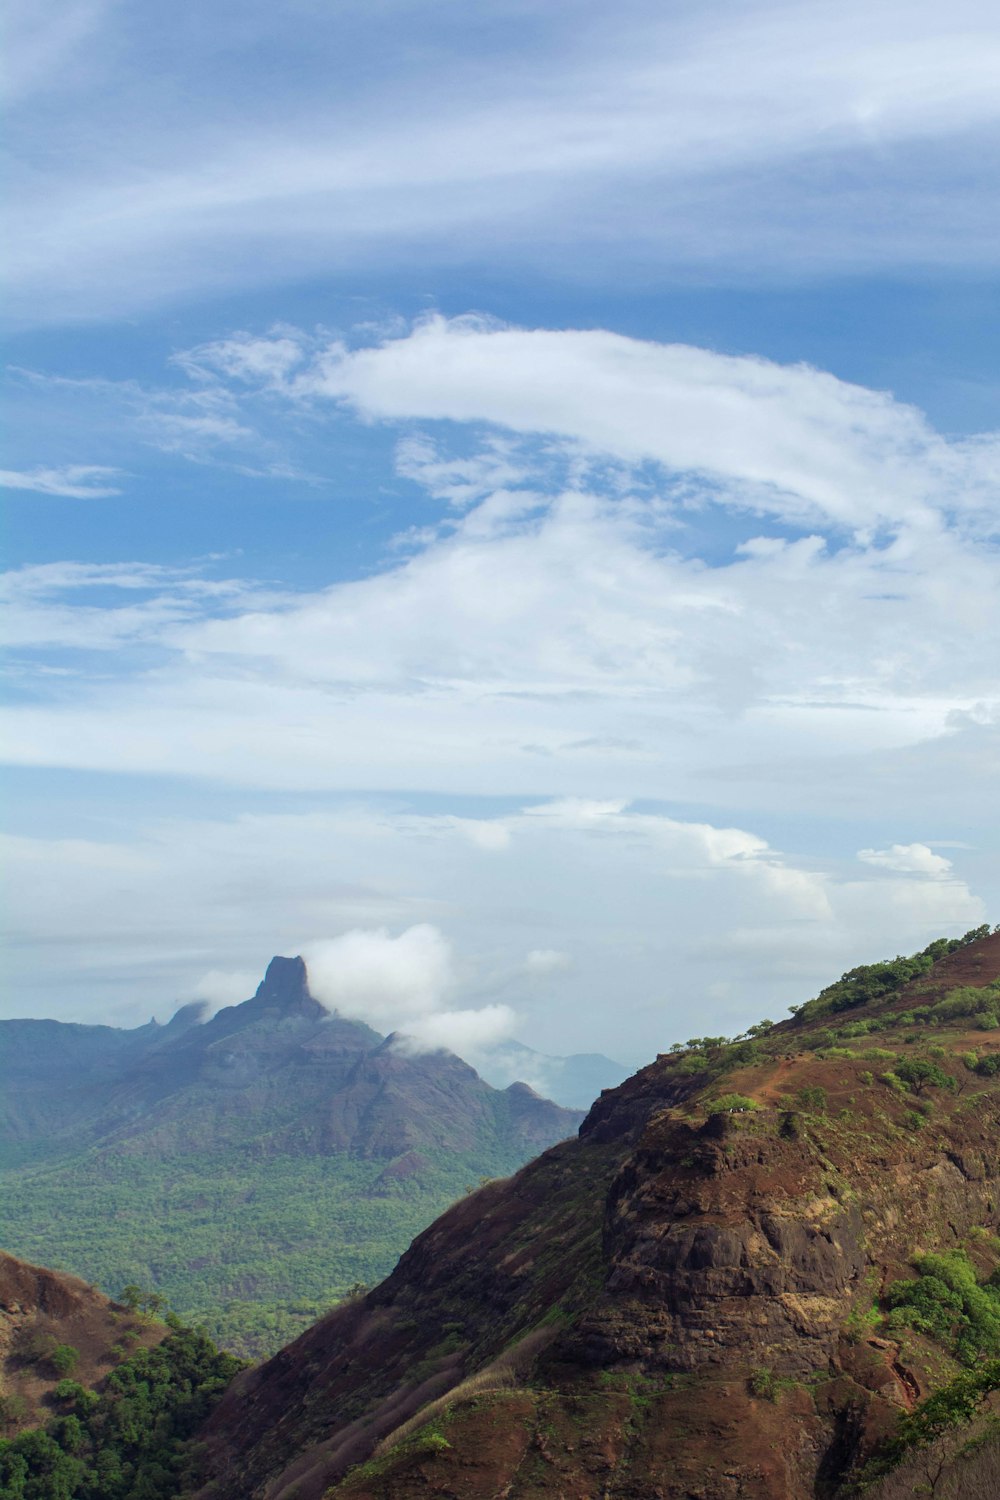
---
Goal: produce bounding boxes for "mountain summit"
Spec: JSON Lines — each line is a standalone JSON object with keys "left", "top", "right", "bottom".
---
{"left": 244, "top": 955, "right": 324, "bottom": 1019}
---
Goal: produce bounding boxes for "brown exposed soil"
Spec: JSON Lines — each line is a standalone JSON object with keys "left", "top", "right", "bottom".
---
{"left": 0, "top": 1250, "right": 164, "bottom": 1432}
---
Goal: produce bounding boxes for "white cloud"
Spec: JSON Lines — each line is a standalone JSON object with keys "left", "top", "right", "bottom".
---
{"left": 7, "top": 1, "right": 1000, "bottom": 320}
{"left": 394, "top": 434, "right": 535, "bottom": 509}
{"left": 303, "top": 924, "right": 454, "bottom": 1023}
{"left": 0, "top": 559, "right": 265, "bottom": 651}
{"left": 0, "top": 464, "right": 123, "bottom": 498}
{"left": 2, "top": 323, "right": 997, "bottom": 1051}
{"left": 301, "top": 923, "right": 519, "bottom": 1058}
{"left": 857, "top": 842, "right": 953, "bottom": 877}
{"left": 2, "top": 470, "right": 998, "bottom": 804}
{"left": 171, "top": 330, "right": 307, "bottom": 388}
{"left": 283, "top": 317, "right": 998, "bottom": 533}
{"left": 393, "top": 1003, "right": 518, "bottom": 1057}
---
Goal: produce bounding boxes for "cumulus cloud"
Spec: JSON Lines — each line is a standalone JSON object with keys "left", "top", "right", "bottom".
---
{"left": 303, "top": 924, "right": 454, "bottom": 1021}
{"left": 857, "top": 842, "right": 953, "bottom": 877}
{"left": 300, "top": 923, "right": 514, "bottom": 1055}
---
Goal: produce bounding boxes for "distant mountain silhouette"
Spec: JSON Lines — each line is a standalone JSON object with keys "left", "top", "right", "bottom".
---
{"left": 476, "top": 1038, "right": 630, "bottom": 1108}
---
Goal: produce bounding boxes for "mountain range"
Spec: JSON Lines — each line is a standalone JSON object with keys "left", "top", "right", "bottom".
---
{"left": 0, "top": 957, "right": 581, "bottom": 1356}
{"left": 184, "top": 925, "right": 1000, "bottom": 1499}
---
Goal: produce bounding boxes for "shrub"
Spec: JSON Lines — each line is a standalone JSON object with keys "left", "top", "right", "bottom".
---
{"left": 52, "top": 1380, "right": 86, "bottom": 1405}
{"left": 707, "top": 1093, "right": 758, "bottom": 1115}
{"left": 46, "top": 1344, "right": 79, "bottom": 1377}
{"left": 0, "top": 1393, "right": 29, "bottom": 1430}
{"left": 747, "top": 1367, "right": 780, "bottom": 1400}
{"left": 887, "top": 1250, "right": 1000, "bottom": 1365}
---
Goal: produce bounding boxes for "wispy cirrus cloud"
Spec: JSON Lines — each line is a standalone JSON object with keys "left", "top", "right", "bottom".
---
{"left": 0, "top": 464, "right": 124, "bottom": 498}
{"left": 6, "top": 0, "right": 1000, "bottom": 322}
{"left": 5, "top": 363, "right": 311, "bottom": 482}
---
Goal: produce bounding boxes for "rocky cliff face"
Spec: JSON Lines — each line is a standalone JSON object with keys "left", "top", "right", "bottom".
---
{"left": 195, "top": 929, "right": 1000, "bottom": 1500}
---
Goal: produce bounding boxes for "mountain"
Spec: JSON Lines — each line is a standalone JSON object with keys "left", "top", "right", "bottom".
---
{"left": 192, "top": 925, "right": 1000, "bottom": 1500}
{"left": 0, "top": 958, "right": 582, "bottom": 1356}
{"left": 475, "top": 1040, "right": 630, "bottom": 1109}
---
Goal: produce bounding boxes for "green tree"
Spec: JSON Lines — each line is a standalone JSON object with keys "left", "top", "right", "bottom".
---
{"left": 46, "top": 1345, "right": 79, "bottom": 1377}
{"left": 119, "top": 1284, "right": 143, "bottom": 1313}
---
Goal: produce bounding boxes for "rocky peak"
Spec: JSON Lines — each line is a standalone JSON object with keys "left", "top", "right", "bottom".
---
{"left": 250, "top": 955, "right": 325, "bottom": 1019}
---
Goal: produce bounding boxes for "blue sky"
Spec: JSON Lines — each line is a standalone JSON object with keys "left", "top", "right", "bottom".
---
{"left": 3, "top": 0, "right": 999, "bottom": 1065}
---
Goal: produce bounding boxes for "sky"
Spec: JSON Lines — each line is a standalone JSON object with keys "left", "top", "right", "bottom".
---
{"left": 2, "top": 0, "right": 999, "bottom": 1067}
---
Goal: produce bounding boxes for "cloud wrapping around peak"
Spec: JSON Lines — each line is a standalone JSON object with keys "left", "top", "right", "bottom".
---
{"left": 392, "top": 1004, "right": 518, "bottom": 1058}
{"left": 301, "top": 924, "right": 517, "bottom": 1055}
{"left": 303, "top": 924, "right": 453, "bottom": 1021}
